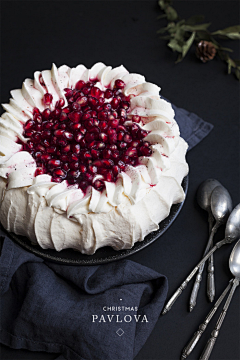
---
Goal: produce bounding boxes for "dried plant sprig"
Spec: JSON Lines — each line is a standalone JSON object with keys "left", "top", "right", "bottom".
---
{"left": 157, "top": 0, "right": 240, "bottom": 80}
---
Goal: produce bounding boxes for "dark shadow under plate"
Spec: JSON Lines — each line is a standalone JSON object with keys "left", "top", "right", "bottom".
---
{"left": 1, "top": 176, "right": 188, "bottom": 265}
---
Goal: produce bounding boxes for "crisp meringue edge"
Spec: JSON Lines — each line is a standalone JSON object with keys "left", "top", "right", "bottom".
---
{"left": 0, "top": 62, "right": 189, "bottom": 254}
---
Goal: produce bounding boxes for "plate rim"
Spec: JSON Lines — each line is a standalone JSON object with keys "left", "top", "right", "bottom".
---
{"left": 1, "top": 176, "right": 188, "bottom": 265}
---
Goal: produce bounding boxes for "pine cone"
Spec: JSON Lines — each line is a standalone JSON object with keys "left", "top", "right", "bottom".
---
{"left": 196, "top": 41, "right": 216, "bottom": 63}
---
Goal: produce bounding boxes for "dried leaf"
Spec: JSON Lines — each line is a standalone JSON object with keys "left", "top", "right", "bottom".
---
{"left": 168, "top": 38, "right": 183, "bottom": 53}
{"left": 212, "top": 25, "right": 240, "bottom": 39}
{"left": 183, "top": 23, "right": 211, "bottom": 32}
{"left": 157, "top": 14, "right": 167, "bottom": 20}
{"left": 182, "top": 31, "right": 196, "bottom": 58}
{"left": 165, "top": 6, "right": 178, "bottom": 21}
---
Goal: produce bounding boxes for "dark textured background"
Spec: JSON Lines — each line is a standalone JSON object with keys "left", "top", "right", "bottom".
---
{"left": 0, "top": 1, "right": 239, "bottom": 359}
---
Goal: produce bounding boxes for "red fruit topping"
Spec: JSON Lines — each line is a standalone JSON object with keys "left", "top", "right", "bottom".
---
{"left": 43, "top": 93, "right": 53, "bottom": 105}
{"left": 75, "top": 80, "right": 85, "bottom": 90}
{"left": 115, "top": 79, "right": 126, "bottom": 89}
{"left": 93, "top": 179, "right": 105, "bottom": 191}
{"left": 20, "top": 78, "right": 148, "bottom": 192}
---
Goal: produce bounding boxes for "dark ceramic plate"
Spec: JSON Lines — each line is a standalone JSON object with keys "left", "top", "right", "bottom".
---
{"left": 1, "top": 176, "right": 188, "bottom": 265}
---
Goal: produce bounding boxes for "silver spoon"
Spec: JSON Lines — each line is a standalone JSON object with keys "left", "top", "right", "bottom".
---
{"left": 206, "top": 186, "right": 232, "bottom": 302}
{"left": 162, "top": 203, "right": 240, "bottom": 315}
{"left": 190, "top": 180, "right": 222, "bottom": 311}
{"left": 200, "top": 238, "right": 240, "bottom": 360}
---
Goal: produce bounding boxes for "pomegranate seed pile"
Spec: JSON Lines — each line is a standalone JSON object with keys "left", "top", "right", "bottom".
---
{"left": 20, "top": 78, "right": 152, "bottom": 192}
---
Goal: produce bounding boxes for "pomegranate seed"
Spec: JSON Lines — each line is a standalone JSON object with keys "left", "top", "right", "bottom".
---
{"left": 143, "top": 141, "right": 150, "bottom": 147}
{"left": 99, "top": 121, "right": 108, "bottom": 130}
{"left": 115, "top": 79, "right": 126, "bottom": 89}
{"left": 118, "top": 160, "right": 125, "bottom": 170}
{"left": 43, "top": 93, "right": 53, "bottom": 105}
{"left": 110, "top": 119, "right": 119, "bottom": 128}
{"left": 98, "top": 111, "right": 108, "bottom": 121}
{"left": 46, "top": 146, "right": 57, "bottom": 154}
{"left": 80, "top": 138, "right": 87, "bottom": 148}
{"left": 71, "top": 102, "right": 81, "bottom": 111}
{"left": 139, "top": 146, "right": 152, "bottom": 156}
{"left": 75, "top": 80, "right": 85, "bottom": 90}
{"left": 88, "top": 96, "right": 98, "bottom": 107}
{"left": 88, "top": 165, "right": 97, "bottom": 174}
{"left": 54, "top": 129, "right": 64, "bottom": 137}
{"left": 69, "top": 161, "right": 79, "bottom": 170}
{"left": 84, "top": 172, "right": 93, "bottom": 182}
{"left": 58, "top": 139, "right": 68, "bottom": 147}
{"left": 112, "top": 150, "right": 120, "bottom": 159}
{"left": 71, "top": 144, "right": 81, "bottom": 154}
{"left": 31, "top": 133, "right": 41, "bottom": 143}
{"left": 42, "top": 139, "right": 50, "bottom": 147}
{"left": 103, "top": 103, "right": 111, "bottom": 111}
{"left": 74, "top": 132, "right": 83, "bottom": 142}
{"left": 130, "top": 140, "right": 140, "bottom": 147}
{"left": 64, "top": 88, "right": 73, "bottom": 96}
{"left": 62, "top": 106, "right": 71, "bottom": 114}
{"left": 24, "top": 120, "right": 34, "bottom": 130}
{"left": 48, "top": 159, "right": 61, "bottom": 168}
{"left": 99, "top": 133, "right": 108, "bottom": 142}
{"left": 93, "top": 179, "right": 105, "bottom": 191}
{"left": 98, "top": 98, "right": 105, "bottom": 105}
{"left": 103, "top": 149, "right": 112, "bottom": 159}
{"left": 62, "top": 144, "right": 71, "bottom": 153}
{"left": 118, "top": 108, "right": 127, "bottom": 118}
{"left": 33, "top": 107, "right": 40, "bottom": 115}
{"left": 35, "top": 168, "right": 44, "bottom": 176}
{"left": 132, "top": 115, "right": 141, "bottom": 123}
{"left": 131, "top": 123, "right": 140, "bottom": 136}
{"left": 112, "top": 165, "right": 120, "bottom": 176}
{"left": 103, "top": 170, "right": 113, "bottom": 182}
{"left": 56, "top": 98, "right": 65, "bottom": 108}
{"left": 34, "top": 152, "right": 42, "bottom": 160}
{"left": 51, "top": 136, "right": 58, "bottom": 145}
{"left": 91, "top": 149, "right": 100, "bottom": 159}
{"left": 69, "top": 153, "right": 79, "bottom": 162}
{"left": 84, "top": 133, "right": 95, "bottom": 143}
{"left": 111, "top": 98, "right": 120, "bottom": 109}
{"left": 27, "top": 140, "right": 34, "bottom": 149}
{"left": 63, "top": 131, "right": 73, "bottom": 140}
{"left": 138, "top": 130, "right": 148, "bottom": 139}
{"left": 41, "top": 153, "right": 52, "bottom": 162}
{"left": 52, "top": 169, "right": 67, "bottom": 178}
{"left": 125, "top": 147, "right": 137, "bottom": 157}
{"left": 68, "top": 170, "right": 80, "bottom": 178}
{"left": 68, "top": 111, "right": 81, "bottom": 123}
{"left": 104, "top": 89, "right": 113, "bottom": 99}
{"left": 79, "top": 164, "right": 87, "bottom": 173}
{"left": 76, "top": 96, "right": 88, "bottom": 106}
{"left": 124, "top": 134, "right": 132, "bottom": 143}
{"left": 118, "top": 141, "right": 127, "bottom": 149}
{"left": 82, "top": 86, "right": 91, "bottom": 95}
{"left": 112, "top": 110, "right": 118, "bottom": 118}
{"left": 63, "top": 163, "right": 70, "bottom": 171}
{"left": 117, "top": 131, "right": 125, "bottom": 141}
{"left": 91, "top": 86, "right": 101, "bottom": 98}
{"left": 109, "top": 133, "right": 117, "bottom": 144}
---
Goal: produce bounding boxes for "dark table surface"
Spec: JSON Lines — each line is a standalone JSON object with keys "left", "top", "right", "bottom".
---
{"left": 1, "top": 1, "right": 239, "bottom": 359}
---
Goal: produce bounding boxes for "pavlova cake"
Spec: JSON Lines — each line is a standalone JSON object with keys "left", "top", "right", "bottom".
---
{"left": 0, "top": 62, "right": 188, "bottom": 254}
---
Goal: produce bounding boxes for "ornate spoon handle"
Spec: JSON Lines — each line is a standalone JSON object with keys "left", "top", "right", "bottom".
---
{"left": 207, "top": 213, "right": 216, "bottom": 303}
{"left": 189, "top": 222, "right": 218, "bottom": 311}
{"left": 162, "top": 239, "right": 226, "bottom": 315}
{"left": 200, "top": 278, "right": 239, "bottom": 360}
{"left": 181, "top": 279, "right": 233, "bottom": 359}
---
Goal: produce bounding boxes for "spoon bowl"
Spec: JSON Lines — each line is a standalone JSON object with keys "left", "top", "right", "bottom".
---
{"left": 197, "top": 179, "right": 222, "bottom": 213}
{"left": 211, "top": 186, "right": 232, "bottom": 225}
{"left": 229, "top": 239, "right": 240, "bottom": 278}
{"left": 225, "top": 203, "right": 240, "bottom": 243}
